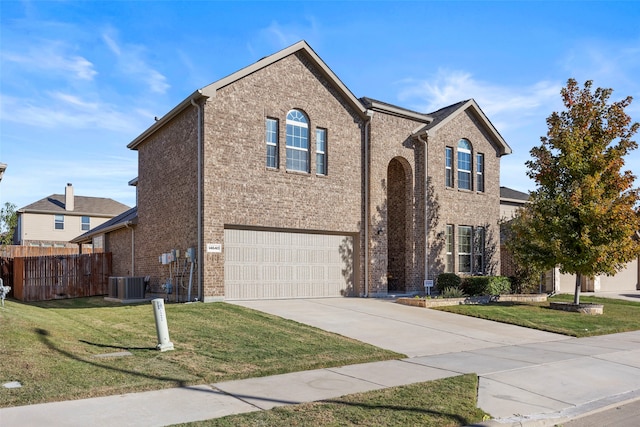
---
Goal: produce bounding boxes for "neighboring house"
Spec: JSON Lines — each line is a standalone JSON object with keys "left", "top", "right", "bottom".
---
{"left": 499, "top": 186, "right": 640, "bottom": 293}
{"left": 15, "top": 183, "right": 130, "bottom": 248}
{"left": 89, "top": 40, "right": 512, "bottom": 301}
{"left": 499, "top": 186, "right": 529, "bottom": 220}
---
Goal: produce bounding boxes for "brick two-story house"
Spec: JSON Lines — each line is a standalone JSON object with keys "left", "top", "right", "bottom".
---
{"left": 83, "top": 41, "right": 511, "bottom": 302}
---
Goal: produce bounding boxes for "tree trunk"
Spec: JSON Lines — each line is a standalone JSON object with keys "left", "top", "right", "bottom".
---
{"left": 574, "top": 273, "right": 581, "bottom": 305}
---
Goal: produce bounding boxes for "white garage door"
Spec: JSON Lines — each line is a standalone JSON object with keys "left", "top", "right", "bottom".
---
{"left": 224, "top": 229, "right": 354, "bottom": 300}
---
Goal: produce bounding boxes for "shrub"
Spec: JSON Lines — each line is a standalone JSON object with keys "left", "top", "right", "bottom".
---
{"left": 461, "top": 276, "right": 512, "bottom": 296}
{"left": 436, "top": 273, "right": 461, "bottom": 293}
{"left": 441, "top": 286, "right": 466, "bottom": 298}
{"left": 461, "top": 277, "right": 489, "bottom": 296}
{"left": 487, "top": 276, "right": 511, "bottom": 295}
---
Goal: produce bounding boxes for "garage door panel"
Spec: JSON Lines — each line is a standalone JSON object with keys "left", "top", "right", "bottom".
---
{"left": 224, "top": 229, "right": 354, "bottom": 300}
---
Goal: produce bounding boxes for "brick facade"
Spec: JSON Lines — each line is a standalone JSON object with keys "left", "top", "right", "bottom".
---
{"left": 120, "top": 41, "right": 509, "bottom": 301}
{"left": 201, "top": 53, "right": 365, "bottom": 300}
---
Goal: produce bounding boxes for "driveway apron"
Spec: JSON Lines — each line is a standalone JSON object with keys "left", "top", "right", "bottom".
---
{"left": 233, "top": 298, "right": 640, "bottom": 423}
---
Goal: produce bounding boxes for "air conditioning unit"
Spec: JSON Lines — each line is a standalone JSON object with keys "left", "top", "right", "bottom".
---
{"left": 108, "top": 277, "right": 146, "bottom": 300}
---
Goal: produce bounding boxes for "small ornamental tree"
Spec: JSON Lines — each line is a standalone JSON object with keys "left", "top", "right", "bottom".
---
{"left": 0, "top": 202, "right": 17, "bottom": 247}
{"left": 511, "top": 79, "right": 640, "bottom": 305}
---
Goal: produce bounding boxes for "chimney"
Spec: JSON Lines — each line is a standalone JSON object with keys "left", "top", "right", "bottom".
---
{"left": 65, "top": 183, "right": 74, "bottom": 211}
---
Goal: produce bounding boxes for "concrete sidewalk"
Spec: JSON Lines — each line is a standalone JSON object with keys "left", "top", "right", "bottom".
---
{"left": 3, "top": 297, "right": 640, "bottom": 426}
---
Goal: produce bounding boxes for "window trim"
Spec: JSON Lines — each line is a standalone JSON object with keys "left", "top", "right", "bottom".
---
{"left": 81, "top": 216, "right": 90, "bottom": 231}
{"left": 473, "top": 226, "right": 485, "bottom": 274}
{"left": 445, "top": 224, "right": 454, "bottom": 273}
{"left": 476, "top": 153, "right": 484, "bottom": 193}
{"left": 457, "top": 139, "right": 472, "bottom": 191}
{"left": 445, "top": 146, "right": 453, "bottom": 188}
{"left": 315, "top": 127, "right": 327, "bottom": 175}
{"left": 285, "top": 109, "right": 310, "bottom": 173}
{"left": 54, "top": 214, "right": 64, "bottom": 230}
{"left": 457, "top": 225, "right": 472, "bottom": 274}
{"left": 266, "top": 117, "right": 279, "bottom": 169}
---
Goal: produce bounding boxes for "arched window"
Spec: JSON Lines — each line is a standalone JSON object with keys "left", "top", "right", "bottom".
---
{"left": 286, "top": 109, "right": 309, "bottom": 172}
{"left": 457, "top": 139, "right": 472, "bottom": 190}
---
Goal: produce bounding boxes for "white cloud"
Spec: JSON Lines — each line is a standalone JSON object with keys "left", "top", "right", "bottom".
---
{"left": 248, "top": 16, "right": 321, "bottom": 56}
{"left": 396, "top": 69, "right": 562, "bottom": 131}
{"left": 2, "top": 41, "right": 97, "bottom": 81}
{"left": 101, "top": 28, "right": 170, "bottom": 94}
{"left": 0, "top": 92, "right": 145, "bottom": 134}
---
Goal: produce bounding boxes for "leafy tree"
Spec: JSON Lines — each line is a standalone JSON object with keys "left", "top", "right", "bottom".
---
{"left": 0, "top": 202, "right": 17, "bottom": 247}
{"left": 511, "top": 79, "right": 640, "bottom": 304}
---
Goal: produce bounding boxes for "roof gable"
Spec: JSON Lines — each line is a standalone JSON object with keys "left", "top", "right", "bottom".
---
{"left": 415, "top": 99, "right": 512, "bottom": 156}
{"left": 128, "top": 41, "right": 367, "bottom": 150}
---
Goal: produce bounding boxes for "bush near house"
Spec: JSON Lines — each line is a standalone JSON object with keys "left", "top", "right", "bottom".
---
{"left": 436, "top": 273, "right": 511, "bottom": 296}
{"left": 461, "top": 276, "right": 511, "bottom": 296}
{"left": 436, "top": 273, "right": 462, "bottom": 293}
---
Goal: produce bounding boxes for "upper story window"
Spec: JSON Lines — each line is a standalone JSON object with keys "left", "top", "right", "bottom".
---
{"left": 81, "top": 216, "right": 90, "bottom": 231}
{"left": 55, "top": 214, "right": 64, "bottom": 230}
{"left": 266, "top": 118, "right": 279, "bottom": 169}
{"left": 457, "top": 139, "right": 472, "bottom": 190}
{"left": 316, "top": 128, "right": 327, "bottom": 175}
{"left": 445, "top": 147, "right": 453, "bottom": 188}
{"left": 286, "top": 109, "right": 309, "bottom": 172}
{"left": 476, "top": 153, "right": 484, "bottom": 192}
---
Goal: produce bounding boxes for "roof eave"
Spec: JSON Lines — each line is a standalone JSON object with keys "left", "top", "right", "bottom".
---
{"left": 17, "top": 209, "right": 120, "bottom": 217}
{"left": 414, "top": 99, "right": 512, "bottom": 156}
{"left": 127, "top": 89, "right": 207, "bottom": 150}
{"left": 70, "top": 220, "right": 136, "bottom": 244}
{"left": 363, "top": 98, "right": 433, "bottom": 123}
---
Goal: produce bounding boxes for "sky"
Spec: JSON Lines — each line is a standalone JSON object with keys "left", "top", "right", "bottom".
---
{"left": 1, "top": 0, "right": 640, "bottom": 211}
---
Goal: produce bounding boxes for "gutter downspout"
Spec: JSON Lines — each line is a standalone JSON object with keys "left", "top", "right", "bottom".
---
{"left": 417, "top": 133, "right": 428, "bottom": 284}
{"left": 190, "top": 97, "right": 203, "bottom": 302}
{"left": 364, "top": 111, "right": 374, "bottom": 297}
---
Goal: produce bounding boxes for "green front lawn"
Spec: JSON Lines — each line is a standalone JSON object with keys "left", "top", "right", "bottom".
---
{"left": 0, "top": 297, "right": 403, "bottom": 407}
{"left": 436, "top": 294, "right": 640, "bottom": 337}
{"left": 179, "top": 374, "right": 489, "bottom": 427}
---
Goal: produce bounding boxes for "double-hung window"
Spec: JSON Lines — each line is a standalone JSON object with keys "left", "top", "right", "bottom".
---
{"left": 457, "top": 139, "right": 472, "bottom": 190}
{"left": 457, "top": 225, "right": 472, "bottom": 273}
{"left": 473, "top": 226, "right": 485, "bottom": 274}
{"left": 81, "top": 216, "right": 90, "bottom": 231}
{"left": 445, "top": 224, "right": 454, "bottom": 273}
{"left": 476, "top": 153, "right": 484, "bottom": 192}
{"left": 55, "top": 214, "right": 64, "bottom": 230}
{"left": 266, "top": 118, "right": 279, "bottom": 168}
{"left": 445, "top": 147, "right": 453, "bottom": 188}
{"left": 285, "top": 109, "right": 309, "bottom": 172}
{"left": 316, "top": 128, "right": 327, "bottom": 175}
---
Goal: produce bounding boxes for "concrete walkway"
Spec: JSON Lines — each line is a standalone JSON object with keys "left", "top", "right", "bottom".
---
{"left": 3, "top": 297, "right": 640, "bottom": 426}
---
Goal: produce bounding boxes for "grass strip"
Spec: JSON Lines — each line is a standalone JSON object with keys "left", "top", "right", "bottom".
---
{"left": 435, "top": 294, "right": 640, "bottom": 337}
{"left": 0, "top": 297, "right": 402, "bottom": 407}
{"left": 178, "top": 374, "right": 488, "bottom": 427}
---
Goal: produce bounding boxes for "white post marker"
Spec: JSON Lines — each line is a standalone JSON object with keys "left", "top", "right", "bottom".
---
{"left": 152, "top": 298, "right": 174, "bottom": 351}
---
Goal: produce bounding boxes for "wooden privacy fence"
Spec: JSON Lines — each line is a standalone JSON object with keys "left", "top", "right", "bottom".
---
{"left": 0, "top": 245, "right": 100, "bottom": 258}
{"left": 12, "top": 253, "right": 112, "bottom": 302}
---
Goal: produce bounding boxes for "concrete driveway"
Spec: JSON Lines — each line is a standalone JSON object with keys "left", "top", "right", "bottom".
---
{"left": 233, "top": 297, "right": 640, "bottom": 424}
{"left": 232, "top": 297, "right": 566, "bottom": 357}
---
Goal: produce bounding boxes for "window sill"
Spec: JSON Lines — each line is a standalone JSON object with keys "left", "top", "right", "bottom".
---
{"left": 285, "top": 169, "right": 311, "bottom": 176}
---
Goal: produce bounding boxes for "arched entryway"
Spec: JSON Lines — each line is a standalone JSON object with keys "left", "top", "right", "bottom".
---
{"left": 387, "top": 157, "right": 411, "bottom": 292}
